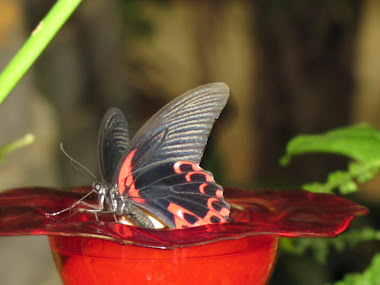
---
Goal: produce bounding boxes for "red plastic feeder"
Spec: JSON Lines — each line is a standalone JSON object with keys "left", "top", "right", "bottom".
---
{"left": 50, "top": 235, "right": 278, "bottom": 285}
{"left": 0, "top": 186, "right": 367, "bottom": 285}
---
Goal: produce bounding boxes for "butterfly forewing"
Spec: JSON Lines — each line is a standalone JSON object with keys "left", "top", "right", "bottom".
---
{"left": 98, "top": 107, "right": 130, "bottom": 183}
{"left": 114, "top": 82, "right": 230, "bottom": 186}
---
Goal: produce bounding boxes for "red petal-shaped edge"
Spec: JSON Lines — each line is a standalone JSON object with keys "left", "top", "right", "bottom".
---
{"left": 0, "top": 186, "right": 367, "bottom": 248}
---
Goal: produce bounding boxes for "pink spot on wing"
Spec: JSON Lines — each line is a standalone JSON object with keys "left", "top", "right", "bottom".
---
{"left": 173, "top": 161, "right": 203, "bottom": 174}
{"left": 167, "top": 203, "right": 208, "bottom": 229}
{"left": 199, "top": 183, "right": 208, "bottom": 194}
{"left": 185, "top": 171, "right": 214, "bottom": 182}
{"left": 207, "top": 198, "right": 230, "bottom": 217}
{"left": 125, "top": 175, "right": 133, "bottom": 187}
{"left": 117, "top": 149, "right": 137, "bottom": 195}
{"left": 173, "top": 162, "right": 183, "bottom": 174}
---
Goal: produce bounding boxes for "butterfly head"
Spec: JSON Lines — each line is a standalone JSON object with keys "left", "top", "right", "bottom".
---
{"left": 92, "top": 181, "right": 109, "bottom": 195}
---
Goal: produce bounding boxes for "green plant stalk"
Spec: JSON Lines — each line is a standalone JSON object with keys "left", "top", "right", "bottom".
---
{"left": 0, "top": 134, "right": 34, "bottom": 162}
{"left": 0, "top": 0, "right": 82, "bottom": 105}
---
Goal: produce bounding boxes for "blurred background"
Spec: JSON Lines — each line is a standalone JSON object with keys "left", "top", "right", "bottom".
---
{"left": 0, "top": 0, "right": 379, "bottom": 284}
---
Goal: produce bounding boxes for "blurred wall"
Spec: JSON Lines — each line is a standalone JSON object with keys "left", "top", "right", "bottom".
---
{"left": 0, "top": 0, "right": 380, "bottom": 284}
{"left": 353, "top": 0, "right": 380, "bottom": 200}
{"left": 0, "top": 1, "right": 60, "bottom": 284}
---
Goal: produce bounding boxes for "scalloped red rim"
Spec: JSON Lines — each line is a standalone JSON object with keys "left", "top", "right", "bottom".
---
{"left": 0, "top": 186, "right": 367, "bottom": 248}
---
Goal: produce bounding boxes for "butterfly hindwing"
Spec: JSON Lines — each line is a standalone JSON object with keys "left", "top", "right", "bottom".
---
{"left": 127, "top": 160, "right": 231, "bottom": 228}
{"left": 98, "top": 107, "right": 129, "bottom": 183}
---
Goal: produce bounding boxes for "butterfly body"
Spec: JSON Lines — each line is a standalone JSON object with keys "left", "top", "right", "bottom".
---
{"left": 93, "top": 83, "right": 231, "bottom": 229}
{"left": 93, "top": 182, "right": 156, "bottom": 228}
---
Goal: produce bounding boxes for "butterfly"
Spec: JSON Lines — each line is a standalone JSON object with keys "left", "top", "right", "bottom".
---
{"left": 90, "top": 82, "right": 231, "bottom": 229}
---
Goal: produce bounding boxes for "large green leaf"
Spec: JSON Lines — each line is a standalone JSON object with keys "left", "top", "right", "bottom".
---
{"left": 280, "top": 125, "right": 379, "bottom": 284}
{"left": 280, "top": 124, "right": 380, "bottom": 165}
{"left": 280, "top": 125, "right": 380, "bottom": 194}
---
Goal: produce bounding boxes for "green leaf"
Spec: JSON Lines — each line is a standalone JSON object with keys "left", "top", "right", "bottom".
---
{"left": 327, "top": 171, "right": 351, "bottom": 186}
{"left": 328, "top": 253, "right": 380, "bottom": 285}
{"left": 280, "top": 124, "right": 380, "bottom": 165}
{"left": 302, "top": 169, "right": 358, "bottom": 194}
{"left": 301, "top": 160, "right": 380, "bottom": 194}
{"left": 339, "top": 181, "right": 358, "bottom": 194}
{"left": 280, "top": 124, "right": 380, "bottom": 284}
{"left": 303, "top": 182, "right": 329, "bottom": 193}
{"left": 281, "top": 125, "right": 380, "bottom": 194}
{"left": 348, "top": 162, "right": 375, "bottom": 183}
{"left": 282, "top": 228, "right": 380, "bottom": 265}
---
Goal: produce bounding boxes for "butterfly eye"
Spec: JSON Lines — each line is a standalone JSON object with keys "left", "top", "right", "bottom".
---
{"left": 92, "top": 182, "right": 102, "bottom": 193}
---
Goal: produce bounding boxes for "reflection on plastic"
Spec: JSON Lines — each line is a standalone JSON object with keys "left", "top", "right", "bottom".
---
{"left": 0, "top": 187, "right": 367, "bottom": 247}
{"left": 50, "top": 234, "right": 279, "bottom": 285}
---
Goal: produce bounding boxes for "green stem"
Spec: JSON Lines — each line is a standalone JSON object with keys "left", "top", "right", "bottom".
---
{"left": 0, "top": 0, "right": 82, "bottom": 105}
{"left": 0, "top": 134, "right": 34, "bottom": 161}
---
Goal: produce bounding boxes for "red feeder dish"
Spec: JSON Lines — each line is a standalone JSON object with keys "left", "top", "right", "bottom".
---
{"left": 49, "top": 235, "right": 278, "bottom": 285}
{"left": 0, "top": 186, "right": 367, "bottom": 285}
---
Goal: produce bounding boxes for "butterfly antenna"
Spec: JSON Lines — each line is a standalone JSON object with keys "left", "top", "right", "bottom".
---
{"left": 60, "top": 143, "right": 97, "bottom": 180}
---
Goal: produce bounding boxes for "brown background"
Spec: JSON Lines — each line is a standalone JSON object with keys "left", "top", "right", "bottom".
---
{"left": 0, "top": 1, "right": 379, "bottom": 284}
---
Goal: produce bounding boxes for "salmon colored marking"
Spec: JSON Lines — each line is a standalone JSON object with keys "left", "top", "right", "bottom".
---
{"left": 173, "top": 161, "right": 202, "bottom": 174}
{"left": 215, "top": 189, "right": 223, "bottom": 198}
{"left": 185, "top": 171, "right": 214, "bottom": 182}
{"left": 128, "top": 183, "right": 140, "bottom": 197}
{"left": 125, "top": 175, "right": 134, "bottom": 187}
{"left": 205, "top": 198, "right": 230, "bottom": 220}
{"left": 191, "top": 163, "right": 202, "bottom": 171}
{"left": 127, "top": 182, "right": 137, "bottom": 195}
{"left": 203, "top": 209, "right": 229, "bottom": 224}
{"left": 199, "top": 183, "right": 208, "bottom": 194}
{"left": 118, "top": 149, "right": 137, "bottom": 195}
{"left": 131, "top": 197, "right": 145, "bottom": 204}
{"left": 167, "top": 203, "right": 209, "bottom": 228}
{"left": 173, "top": 162, "right": 183, "bottom": 174}
{"left": 168, "top": 198, "right": 230, "bottom": 228}
{"left": 126, "top": 179, "right": 145, "bottom": 203}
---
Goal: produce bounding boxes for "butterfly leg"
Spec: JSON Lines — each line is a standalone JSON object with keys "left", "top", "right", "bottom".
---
{"left": 68, "top": 200, "right": 103, "bottom": 221}
{"left": 46, "top": 192, "right": 99, "bottom": 218}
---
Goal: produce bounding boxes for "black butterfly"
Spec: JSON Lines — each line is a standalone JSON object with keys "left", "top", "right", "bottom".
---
{"left": 92, "top": 82, "right": 231, "bottom": 229}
